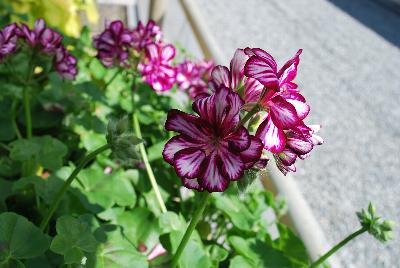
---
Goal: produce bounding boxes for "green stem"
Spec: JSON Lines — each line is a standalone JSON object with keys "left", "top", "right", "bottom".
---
{"left": 23, "top": 87, "right": 32, "bottom": 139}
{"left": 234, "top": 104, "right": 260, "bottom": 131}
{"left": 39, "top": 144, "right": 111, "bottom": 232}
{"left": 171, "top": 192, "right": 211, "bottom": 268}
{"left": 132, "top": 113, "right": 167, "bottom": 214}
{"left": 104, "top": 68, "right": 121, "bottom": 90}
{"left": 309, "top": 227, "right": 367, "bottom": 268}
{"left": 11, "top": 100, "right": 22, "bottom": 139}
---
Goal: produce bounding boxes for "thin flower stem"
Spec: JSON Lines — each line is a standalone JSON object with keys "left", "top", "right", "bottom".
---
{"left": 171, "top": 192, "right": 211, "bottom": 268}
{"left": 234, "top": 104, "right": 260, "bottom": 132}
{"left": 39, "top": 144, "right": 111, "bottom": 232}
{"left": 22, "top": 87, "right": 32, "bottom": 139}
{"left": 11, "top": 100, "right": 22, "bottom": 139}
{"left": 309, "top": 227, "right": 367, "bottom": 268}
{"left": 132, "top": 112, "right": 167, "bottom": 214}
{"left": 104, "top": 68, "right": 121, "bottom": 90}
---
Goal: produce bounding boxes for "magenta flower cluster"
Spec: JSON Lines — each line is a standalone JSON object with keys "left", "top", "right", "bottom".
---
{"left": 0, "top": 19, "right": 77, "bottom": 80}
{"left": 93, "top": 20, "right": 214, "bottom": 94}
{"left": 93, "top": 20, "right": 179, "bottom": 92}
{"left": 164, "top": 47, "right": 322, "bottom": 192}
{"left": 176, "top": 60, "right": 214, "bottom": 99}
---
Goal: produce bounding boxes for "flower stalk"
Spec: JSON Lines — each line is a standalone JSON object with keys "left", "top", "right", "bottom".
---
{"left": 133, "top": 112, "right": 167, "bottom": 213}
{"left": 309, "top": 227, "right": 367, "bottom": 268}
{"left": 171, "top": 192, "right": 211, "bottom": 268}
{"left": 39, "top": 143, "right": 111, "bottom": 231}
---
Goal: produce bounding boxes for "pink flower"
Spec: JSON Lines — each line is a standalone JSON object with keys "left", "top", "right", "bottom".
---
{"left": 274, "top": 124, "right": 323, "bottom": 175}
{"left": 131, "top": 20, "right": 162, "bottom": 51}
{"left": 0, "top": 23, "right": 18, "bottom": 61}
{"left": 244, "top": 48, "right": 302, "bottom": 92}
{"left": 163, "top": 87, "right": 263, "bottom": 192}
{"left": 210, "top": 49, "right": 264, "bottom": 104}
{"left": 54, "top": 46, "right": 78, "bottom": 80}
{"left": 138, "top": 43, "right": 176, "bottom": 92}
{"left": 176, "top": 59, "right": 214, "bottom": 99}
{"left": 93, "top": 20, "right": 132, "bottom": 68}
{"left": 19, "top": 19, "right": 63, "bottom": 54}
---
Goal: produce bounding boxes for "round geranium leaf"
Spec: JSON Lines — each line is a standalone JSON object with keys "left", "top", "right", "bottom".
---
{"left": 0, "top": 212, "right": 49, "bottom": 264}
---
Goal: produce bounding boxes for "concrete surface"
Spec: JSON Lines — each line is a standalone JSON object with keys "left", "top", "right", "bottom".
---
{"left": 194, "top": 0, "right": 400, "bottom": 267}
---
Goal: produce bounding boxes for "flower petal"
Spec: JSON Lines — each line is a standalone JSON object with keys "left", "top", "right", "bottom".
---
{"left": 182, "top": 178, "right": 204, "bottom": 191}
{"left": 173, "top": 148, "right": 206, "bottom": 179}
{"left": 277, "top": 148, "right": 297, "bottom": 166}
{"left": 285, "top": 99, "right": 310, "bottom": 120}
{"left": 277, "top": 49, "right": 302, "bottom": 89}
{"left": 162, "top": 135, "right": 199, "bottom": 165}
{"left": 230, "top": 49, "right": 248, "bottom": 89}
{"left": 256, "top": 115, "right": 286, "bottom": 153}
{"left": 240, "top": 136, "right": 264, "bottom": 168}
{"left": 145, "top": 43, "right": 159, "bottom": 61}
{"left": 161, "top": 44, "right": 175, "bottom": 62}
{"left": 244, "top": 56, "right": 279, "bottom": 90}
{"left": 269, "top": 96, "right": 299, "bottom": 129}
{"left": 244, "top": 47, "right": 277, "bottom": 72}
{"left": 243, "top": 78, "right": 263, "bottom": 103}
{"left": 219, "top": 149, "right": 244, "bottom": 180}
{"left": 286, "top": 135, "right": 313, "bottom": 155}
{"left": 227, "top": 127, "right": 250, "bottom": 152}
{"left": 165, "top": 109, "right": 209, "bottom": 141}
{"left": 199, "top": 153, "right": 229, "bottom": 192}
{"left": 211, "top": 65, "right": 231, "bottom": 88}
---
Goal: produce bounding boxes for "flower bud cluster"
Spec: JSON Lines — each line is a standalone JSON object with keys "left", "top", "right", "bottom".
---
{"left": 357, "top": 203, "right": 395, "bottom": 243}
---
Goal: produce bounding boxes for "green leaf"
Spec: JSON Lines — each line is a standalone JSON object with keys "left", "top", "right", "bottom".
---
{"left": 9, "top": 136, "right": 68, "bottom": 170}
{"left": 115, "top": 208, "right": 160, "bottom": 250}
{"left": 89, "top": 59, "right": 107, "bottom": 80}
{"left": 87, "top": 224, "right": 148, "bottom": 268}
{"left": 229, "top": 256, "right": 254, "bottom": 268}
{"left": 13, "top": 176, "right": 64, "bottom": 205}
{"left": 168, "top": 231, "right": 211, "bottom": 268}
{"left": 208, "top": 245, "right": 229, "bottom": 268}
{"left": 276, "top": 223, "right": 309, "bottom": 265}
{"left": 0, "top": 212, "right": 49, "bottom": 265}
{"left": 50, "top": 215, "right": 98, "bottom": 264}
{"left": 237, "top": 169, "right": 259, "bottom": 193}
{"left": 72, "top": 167, "right": 136, "bottom": 213}
{"left": 214, "top": 194, "right": 256, "bottom": 231}
{"left": 228, "top": 236, "right": 294, "bottom": 268}
{"left": 158, "top": 212, "right": 186, "bottom": 234}
{"left": 0, "top": 179, "right": 13, "bottom": 212}
{"left": 147, "top": 140, "right": 167, "bottom": 162}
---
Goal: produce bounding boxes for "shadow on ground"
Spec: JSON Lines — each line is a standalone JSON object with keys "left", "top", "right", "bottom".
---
{"left": 328, "top": 0, "right": 400, "bottom": 47}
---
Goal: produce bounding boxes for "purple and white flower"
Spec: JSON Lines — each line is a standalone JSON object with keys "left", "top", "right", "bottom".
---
{"left": 54, "top": 46, "right": 78, "bottom": 80}
{"left": 131, "top": 20, "right": 162, "bottom": 51}
{"left": 163, "top": 87, "right": 263, "bottom": 192}
{"left": 93, "top": 20, "right": 132, "bottom": 67}
{"left": 0, "top": 23, "right": 18, "bottom": 61}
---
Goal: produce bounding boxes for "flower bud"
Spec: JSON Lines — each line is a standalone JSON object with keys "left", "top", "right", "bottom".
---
{"left": 106, "top": 117, "right": 142, "bottom": 165}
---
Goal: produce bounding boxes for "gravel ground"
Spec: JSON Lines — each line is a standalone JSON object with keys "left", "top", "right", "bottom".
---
{"left": 196, "top": 0, "right": 400, "bottom": 267}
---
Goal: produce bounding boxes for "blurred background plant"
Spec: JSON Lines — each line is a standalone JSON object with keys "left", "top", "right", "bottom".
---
{"left": 0, "top": 0, "right": 98, "bottom": 36}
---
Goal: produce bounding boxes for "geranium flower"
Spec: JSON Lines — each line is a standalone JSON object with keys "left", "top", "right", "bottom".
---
{"left": 210, "top": 49, "right": 264, "bottom": 104}
{"left": 163, "top": 87, "right": 263, "bottom": 192}
{"left": 19, "top": 19, "right": 63, "bottom": 54}
{"left": 54, "top": 46, "right": 77, "bottom": 80}
{"left": 211, "top": 48, "right": 309, "bottom": 153}
{"left": 138, "top": 43, "right": 176, "bottom": 92}
{"left": 176, "top": 59, "right": 214, "bottom": 99}
{"left": 274, "top": 124, "right": 323, "bottom": 175}
{"left": 0, "top": 23, "right": 18, "bottom": 61}
{"left": 131, "top": 20, "right": 162, "bottom": 51}
{"left": 93, "top": 20, "right": 132, "bottom": 67}
{"left": 244, "top": 47, "right": 302, "bottom": 92}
